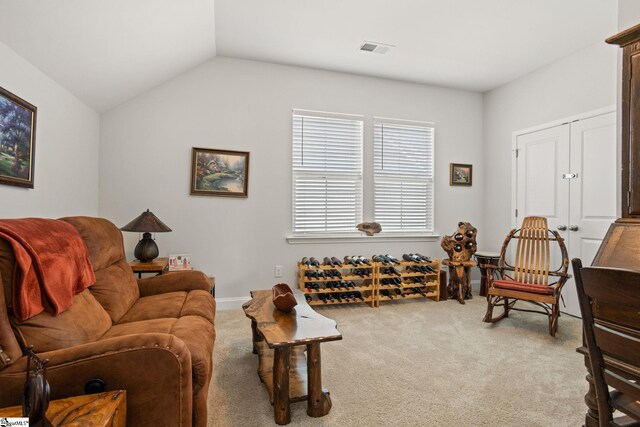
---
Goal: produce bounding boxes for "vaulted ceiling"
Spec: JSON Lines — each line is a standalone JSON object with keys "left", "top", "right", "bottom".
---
{"left": 0, "top": 0, "right": 617, "bottom": 112}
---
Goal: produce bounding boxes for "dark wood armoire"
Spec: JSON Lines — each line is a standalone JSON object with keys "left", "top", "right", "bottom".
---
{"left": 578, "top": 23, "right": 640, "bottom": 427}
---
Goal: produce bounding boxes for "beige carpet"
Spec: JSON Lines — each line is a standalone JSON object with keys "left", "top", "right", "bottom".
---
{"left": 207, "top": 295, "right": 587, "bottom": 426}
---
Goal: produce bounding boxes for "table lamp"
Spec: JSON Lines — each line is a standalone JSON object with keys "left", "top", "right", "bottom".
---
{"left": 120, "top": 209, "right": 172, "bottom": 262}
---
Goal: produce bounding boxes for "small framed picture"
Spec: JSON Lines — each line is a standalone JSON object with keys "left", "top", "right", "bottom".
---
{"left": 450, "top": 163, "right": 472, "bottom": 186}
{"left": 168, "top": 254, "right": 193, "bottom": 271}
{"left": 190, "top": 147, "right": 249, "bottom": 197}
{"left": 0, "top": 86, "right": 37, "bottom": 189}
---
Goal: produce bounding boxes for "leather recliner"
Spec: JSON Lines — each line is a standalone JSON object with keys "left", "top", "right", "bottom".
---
{"left": 0, "top": 216, "right": 215, "bottom": 427}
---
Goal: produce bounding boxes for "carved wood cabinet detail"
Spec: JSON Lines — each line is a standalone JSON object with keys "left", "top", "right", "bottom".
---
{"left": 607, "top": 24, "right": 640, "bottom": 217}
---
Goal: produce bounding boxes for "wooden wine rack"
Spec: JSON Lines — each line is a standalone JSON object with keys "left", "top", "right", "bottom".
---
{"left": 297, "top": 261, "right": 376, "bottom": 307}
{"left": 374, "top": 259, "right": 440, "bottom": 307}
{"left": 297, "top": 257, "right": 440, "bottom": 308}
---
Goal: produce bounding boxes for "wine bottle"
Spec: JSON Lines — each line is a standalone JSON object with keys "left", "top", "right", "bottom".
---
{"left": 305, "top": 283, "right": 314, "bottom": 291}
{"left": 385, "top": 254, "right": 401, "bottom": 265}
{"left": 312, "top": 283, "right": 320, "bottom": 291}
{"left": 372, "top": 255, "right": 385, "bottom": 264}
{"left": 351, "top": 255, "right": 363, "bottom": 265}
{"left": 340, "top": 292, "right": 350, "bottom": 302}
{"left": 358, "top": 256, "right": 371, "bottom": 266}
{"left": 317, "top": 270, "right": 326, "bottom": 279}
{"left": 344, "top": 255, "right": 358, "bottom": 266}
{"left": 330, "top": 256, "right": 343, "bottom": 266}
{"left": 354, "top": 291, "right": 365, "bottom": 301}
{"left": 309, "top": 257, "right": 321, "bottom": 267}
{"left": 381, "top": 289, "right": 394, "bottom": 299}
{"left": 326, "top": 294, "right": 334, "bottom": 303}
{"left": 301, "top": 257, "right": 313, "bottom": 267}
{"left": 411, "top": 287, "right": 427, "bottom": 297}
{"left": 395, "top": 289, "right": 406, "bottom": 298}
{"left": 323, "top": 257, "right": 334, "bottom": 266}
{"left": 415, "top": 253, "right": 432, "bottom": 262}
{"left": 333, "top": 293, "right": 343, "bottom": 302}
{"left": 305, "top": 294, "right": 313, "bottom": 303}
{"left": 403, "top": 253, "right": 420, "bottom": 263}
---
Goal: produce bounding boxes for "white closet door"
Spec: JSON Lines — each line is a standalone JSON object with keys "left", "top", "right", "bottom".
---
{"left": 516, "top": 124, "right": 570, "bottom": 277}
{"left": 564, "top": 112, "right": 618, "bottom": 316}
{"left": 516, "top": 124, "right": 570, "bottom": 232}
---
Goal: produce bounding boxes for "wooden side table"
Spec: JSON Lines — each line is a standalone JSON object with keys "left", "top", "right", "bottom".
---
{"left": 243, "top": 290, "right": 342, "bottom": 425}
{"left": 129, "top": 257, "right": 168, "bottom": 278}
{"left": 474, "top": 252, "right": 500, "bottom": 297}
{"left": 0, "top": 390, "right": 126, "bottom": 426}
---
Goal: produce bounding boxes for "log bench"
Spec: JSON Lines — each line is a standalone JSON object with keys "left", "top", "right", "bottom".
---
{"left": 243, "top": 290, "right": 342, "bottom": 425}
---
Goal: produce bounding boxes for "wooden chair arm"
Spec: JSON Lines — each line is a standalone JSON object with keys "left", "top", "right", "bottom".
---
{"left": 548, "top": 271, "right": 571, "bottom": 279}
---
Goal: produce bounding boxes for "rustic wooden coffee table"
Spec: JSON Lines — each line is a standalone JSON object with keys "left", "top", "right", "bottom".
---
{"left": 243, "top": 290, "right": 342, "bottom": 425}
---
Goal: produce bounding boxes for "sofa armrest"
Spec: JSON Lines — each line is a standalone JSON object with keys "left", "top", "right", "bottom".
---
{"left": 137, "top": 270, "right": 212, "bottom": 297}
{"left": 0, "top": 333, "right": 192, "bottom": 426}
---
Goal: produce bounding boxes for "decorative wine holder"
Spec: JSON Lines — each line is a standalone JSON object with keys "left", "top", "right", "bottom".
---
{"left": 297, "top": 256, "right": 440, "bottom": 307}
{"left": 441, "top": 222, "right": 478, "bottom": 304}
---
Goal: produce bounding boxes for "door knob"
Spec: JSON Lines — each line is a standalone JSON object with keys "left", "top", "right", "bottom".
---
{"left": 557, "top": 225, "right": 567, "bottom": 231}
{"left": 569, "top": 225, "right": 579, "bottom": 231}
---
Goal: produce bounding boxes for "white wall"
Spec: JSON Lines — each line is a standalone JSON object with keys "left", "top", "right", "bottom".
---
{"left": 0, "top": 41, "right": 100, "bottom": 218}
{"left": 100, "top": 57, "right": 484, "bottom": 303}
{"left": 482, "top": 41, "right": 618, "bottom": 250}
{"left": 618, "top": 0, "right": 640, "bottom": 30}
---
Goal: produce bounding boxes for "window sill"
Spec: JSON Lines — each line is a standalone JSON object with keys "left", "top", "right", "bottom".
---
{"left": 286, "top": 233, "right": 441, "bottom": 245}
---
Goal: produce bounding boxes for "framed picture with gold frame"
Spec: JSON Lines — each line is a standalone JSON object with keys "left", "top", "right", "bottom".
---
{"left": 0, "top": 86, "right": 37, "bottom": 189}
{"left": 190, "top": 147, "right": 249, "bottom": 197}
{"left": 450, "top": 163, "right": 472, "bottom": 186}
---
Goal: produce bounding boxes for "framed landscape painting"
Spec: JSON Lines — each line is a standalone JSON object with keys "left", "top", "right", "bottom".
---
{"left": 0, "top": 86, "right": 37, "bottom": 188}
{"left": 190, "top": 147, "right": 249, "bottom": 197}
{"left": 450, "top": 163, "right": 472, "bottom": 186}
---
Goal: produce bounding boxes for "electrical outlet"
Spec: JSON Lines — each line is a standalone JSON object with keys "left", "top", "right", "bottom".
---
{"left": 274, "top": 265, "right": 283, "bottom": 278}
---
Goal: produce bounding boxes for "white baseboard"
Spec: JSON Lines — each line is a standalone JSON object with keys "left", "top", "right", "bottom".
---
{"left": 216, "top": 296, "right": 250, "bottom": 310}
{"left": 217, "top": 280, "right": 482, "bottom": 309}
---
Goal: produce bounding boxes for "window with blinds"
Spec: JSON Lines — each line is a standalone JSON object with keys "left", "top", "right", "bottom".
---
{"left": 374, "top": 120, "right": 434, "bottom": 232}
{"left": 292, "top": 111, "right": 363, "bottom": 234}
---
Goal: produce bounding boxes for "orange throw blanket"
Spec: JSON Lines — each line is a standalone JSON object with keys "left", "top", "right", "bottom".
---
{"left": 0, "top": 218, "right": 96, "bottom": 321}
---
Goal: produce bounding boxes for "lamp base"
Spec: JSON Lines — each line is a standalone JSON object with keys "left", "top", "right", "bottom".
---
{"left": 134, "top": 232, "right": 159, "bottom": 262}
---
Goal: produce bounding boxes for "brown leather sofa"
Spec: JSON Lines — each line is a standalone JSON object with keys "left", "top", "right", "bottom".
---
{"left": 0, "top": 217, "right": 215, "bottom": 427}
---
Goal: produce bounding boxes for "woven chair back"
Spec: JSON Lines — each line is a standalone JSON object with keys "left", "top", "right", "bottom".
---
{"left": 513, "top": 216, "right": 550, "bottom": 285}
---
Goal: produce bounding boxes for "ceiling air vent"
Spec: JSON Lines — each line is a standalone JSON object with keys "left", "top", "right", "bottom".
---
{"left": 360, "top": 41, "right": 394, "bottom": 54}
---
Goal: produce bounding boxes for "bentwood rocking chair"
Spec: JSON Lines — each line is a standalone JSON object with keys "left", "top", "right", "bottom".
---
{"left": 483, "top": 216, "right": 570, "bottom": 337}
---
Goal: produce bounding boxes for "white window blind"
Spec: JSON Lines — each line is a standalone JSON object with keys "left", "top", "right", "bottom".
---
{"left": 374, "top": 120, "right": 434, "bottom": 232}
{"left": 292, "top": 112, "right": 363, "bottom": 233}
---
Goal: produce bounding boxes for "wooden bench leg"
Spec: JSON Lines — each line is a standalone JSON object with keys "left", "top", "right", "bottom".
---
{"left": 251, "top": 320, "right": 260, "bottom": 354}
{"left": 307, "top": 343, "right": 332, "bottom": 417}
{"left": 273, "top": 347, "right": 291, "bottom": 425}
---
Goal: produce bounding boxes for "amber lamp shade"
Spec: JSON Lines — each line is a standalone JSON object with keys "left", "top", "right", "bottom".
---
{"left": 120, "top": 209, "right": 172, "bottom": 262}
